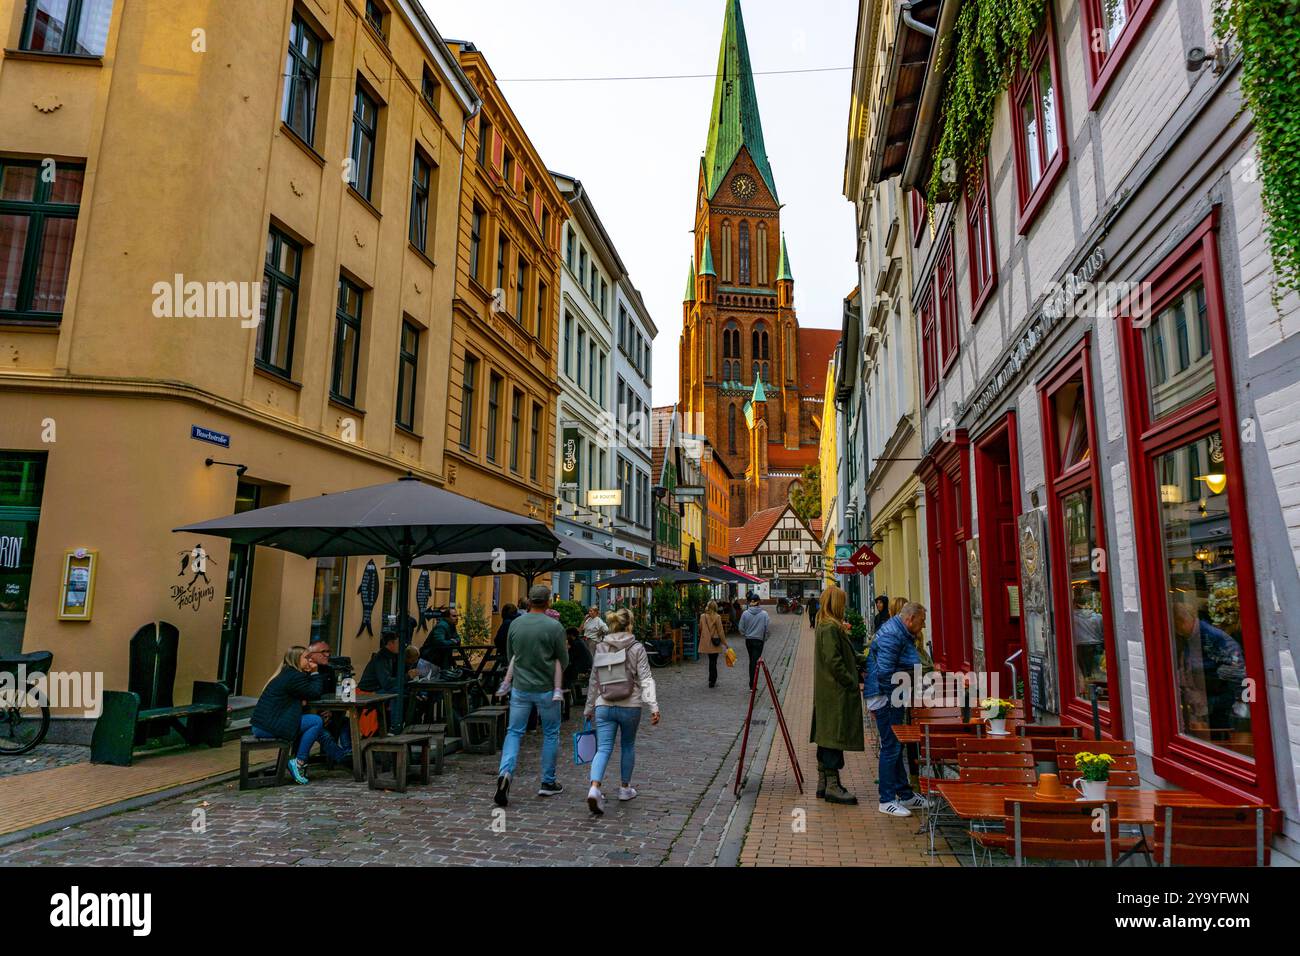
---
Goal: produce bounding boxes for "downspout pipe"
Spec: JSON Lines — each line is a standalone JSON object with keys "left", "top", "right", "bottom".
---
{"left": 900, "top": 1, "right": 936, "bottom": 37}
{"left": 902, "top": 0, "right": 962, "bottom": 191}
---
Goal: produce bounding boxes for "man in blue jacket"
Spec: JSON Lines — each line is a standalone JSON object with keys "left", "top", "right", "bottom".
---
{"left": 864, "top": 602, "right": 928, "bottom": 817}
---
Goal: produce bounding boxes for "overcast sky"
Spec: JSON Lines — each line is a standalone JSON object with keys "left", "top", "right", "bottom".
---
{"left": 422, "top": 0, "right": 858, "bottom": 404}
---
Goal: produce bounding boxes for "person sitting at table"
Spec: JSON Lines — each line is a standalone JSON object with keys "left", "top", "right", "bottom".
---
{"left": 564, "top": 626, "right": 594, "bottom": 692}
{"left": 419, "top": 609, "right": 459, "bottom": 670}
{"left": 251, "top": 645, "right": 350, "bottom": 784}
{"left": 360, "top": 633, "right": 401, "bottom": 696}
{"left": 405, "top": 644, "right": 436, "bottom": 680}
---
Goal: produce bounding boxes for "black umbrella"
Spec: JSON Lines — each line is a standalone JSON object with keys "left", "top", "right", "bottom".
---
{"left": 175, "top": 475, "right": 558, "bottom": 727}
{"left": 701, "top": 565, "right": 761, "bottom": 586}
{"left": 594, "top": 567, "right": 715, "bottom": 589}
{"left": 411, "top": 536, "right": 643, "bottom": 588}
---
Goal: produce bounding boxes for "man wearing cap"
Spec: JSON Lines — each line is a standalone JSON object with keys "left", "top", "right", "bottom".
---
{"left": 495, "top": 584, "right": 569, "bottom": 807}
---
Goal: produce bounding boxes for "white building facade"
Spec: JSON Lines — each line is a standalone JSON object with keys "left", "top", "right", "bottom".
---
{"left": 612, "top": 275, "right": 657, "bottom": 568}
{"left": 869, "top": 0, "right": 1300, "bottom": 856}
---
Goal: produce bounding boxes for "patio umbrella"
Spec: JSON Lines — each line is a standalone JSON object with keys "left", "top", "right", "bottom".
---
{"left": 175, "top": 475, "right": 559, "bottom": 727}
{"left": 594, "top": 567, "right": 715, "bottom": 589}
{"left": 411, "top": 536, "right": 644, "bottom": 588}
{"left": 702, "top": 565, "right": 764, "bottom": 586}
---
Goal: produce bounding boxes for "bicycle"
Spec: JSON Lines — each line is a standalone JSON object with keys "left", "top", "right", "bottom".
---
{"left": 0, "top": 650, "right": 53, "bottom": 756}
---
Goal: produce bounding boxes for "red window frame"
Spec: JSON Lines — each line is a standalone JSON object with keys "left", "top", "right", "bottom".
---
{"left": 909, "top": 188, "right": 927, "bottom": 247}
{"left": 1079, "top": 0, "right": 1160, "bottom": 109}
{"left": 919, "top": 289, "right": 938, "bottom": 404}
{"left": 1039, "top": 335, "right": 1123, "bottom": 738}
{"left": 1010, "top": 8, "right": 1068, "bottom": 234}
{"left": 965, "top": 158, "right": 998, "bottom": 322}
{"left": 1114, "top": 209, "right": 1278, "bottom": 810}
{"left": 936, "top": 233, "right": 959, "bottom": 375}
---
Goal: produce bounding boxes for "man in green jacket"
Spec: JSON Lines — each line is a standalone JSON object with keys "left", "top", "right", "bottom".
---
{"left": 494, "top": 585, "right": 569, "bottom": 807}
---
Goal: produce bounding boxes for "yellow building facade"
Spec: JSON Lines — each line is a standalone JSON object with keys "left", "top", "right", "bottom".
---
{"left": 0, "top": 0, "right": 479, "bottom": 709}
{"left": 439, "top": 42, "right": 567, "bottom": 620}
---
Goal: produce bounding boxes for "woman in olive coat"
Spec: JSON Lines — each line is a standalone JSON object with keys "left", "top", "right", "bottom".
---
{"left": 809, "top": 585, "right": 863, "bottom": 804}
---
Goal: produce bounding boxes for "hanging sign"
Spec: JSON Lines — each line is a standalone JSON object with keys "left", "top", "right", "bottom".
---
{"left": 849, "top": 545, "right": 881, "bottom": 575}
{"left": 560, "top": 427, "right": 580, "bottom": 490}
{"left": 356, "top": 559, "right": 379, "bottom": 637}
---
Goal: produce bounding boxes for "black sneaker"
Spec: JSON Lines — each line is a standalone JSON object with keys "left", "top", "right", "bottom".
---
{"left": 494, "top": 773, "right": 511, "bottom": 807}
{"left": 538, "top": 780, "right": 564, "bottom": 797}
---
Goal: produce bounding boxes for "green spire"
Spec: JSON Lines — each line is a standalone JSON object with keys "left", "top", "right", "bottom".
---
{"left": 684, "top": 258, "right": 697, "bottom": 302}
{"left": 703, "top": 0, "right": 778, "bottom": 202}
{"left": 699, "top": 231, "right": 716, "bottom": 276}
{"left": 777, "top": 233, "right": 793, "bottom": 282}
{"left": 752, "top": 375, "right": 767, "bottom": 403}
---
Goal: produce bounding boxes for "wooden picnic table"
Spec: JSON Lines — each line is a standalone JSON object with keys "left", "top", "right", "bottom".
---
{"left": 305, "top": 693, "right": 396, "bottom": 782}
{"left": 934, "top": 782, "right": 1218, "bottom": 825}
{"left": 406, "top": 679, "right": 476, "bottom": 735}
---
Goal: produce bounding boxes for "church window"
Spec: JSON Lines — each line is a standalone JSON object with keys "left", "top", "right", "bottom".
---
{"left": 785, "top": 324, "right": 795, "bottom": 384}
{"left": 728, "top": 405, "right": 737, "bottom": 453}
{"left": 738, "top": 222, "right": 750, "bottom": 284}
{"left": 706, "top": 319, "right": 714, "bottom": 377}
{"left": 721, "top": 222, "right": 732, "bottom": 282}
{"left": 757, "top": 223, "right": 768, "bottom": 284}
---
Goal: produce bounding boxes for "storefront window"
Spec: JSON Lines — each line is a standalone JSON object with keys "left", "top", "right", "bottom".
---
{"left": 1061, "top": 487, "right": 1106, "bottom": 699}
{"left": 1143, "top": 280, "right": 1214, "bottom": 420}
{"left": 1153, "top": 431, "right": 1251, "bottom": 755}
{"left": 312, "top": 557, "right": 347, "bottom": 647}
{"left": 0, "top": 452, "right": 46, "bottom": 656}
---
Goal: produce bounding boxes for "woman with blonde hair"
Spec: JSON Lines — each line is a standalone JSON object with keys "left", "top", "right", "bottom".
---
{"left": 809, "top": 585, "right": 863, "bottom": 804}
{"left": 250, "top": 645, "right": 348, "bottom": 784}
{"left": 699, "top": 599, "right": 728, "bottom": 688}
{"left": 583, "top": 607, "right": 660, "bottom": 815}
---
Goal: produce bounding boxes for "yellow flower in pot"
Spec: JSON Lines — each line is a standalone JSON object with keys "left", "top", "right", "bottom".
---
{"left": 980, "top": 698, "right": 1016, "bottom": 735}
{"left": 1072, "top": 751, "right": 1116, "bottom": 801}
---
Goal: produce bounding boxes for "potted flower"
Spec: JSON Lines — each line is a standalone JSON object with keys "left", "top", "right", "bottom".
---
{"left": 1072, "top": 751, "right": 1115, "bottom": 800}
{"left": 981, "top": 698, "right": 1015, "bottom": 735}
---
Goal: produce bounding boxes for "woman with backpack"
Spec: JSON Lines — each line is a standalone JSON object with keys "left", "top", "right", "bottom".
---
{"left": 584, "top": 607, "right": 660, "bottom": 816}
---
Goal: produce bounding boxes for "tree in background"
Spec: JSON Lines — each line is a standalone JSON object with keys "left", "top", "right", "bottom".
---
{"left": 789, "top": 464, "right": 822, "bottom": 522}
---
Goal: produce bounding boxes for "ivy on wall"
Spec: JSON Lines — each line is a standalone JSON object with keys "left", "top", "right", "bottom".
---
{"left": 925, "top": 0, "right": 1048, "bottom": 203}
{"left": 1215, "top": 1, "right": 1300, "bottom": 292}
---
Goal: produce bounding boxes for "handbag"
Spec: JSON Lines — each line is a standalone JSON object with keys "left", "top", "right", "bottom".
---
{"left": 572, "top": 719, "right": 597, "bottom": 765}
{"left": 724, "top": 646, "right": 737, "bottom": 668}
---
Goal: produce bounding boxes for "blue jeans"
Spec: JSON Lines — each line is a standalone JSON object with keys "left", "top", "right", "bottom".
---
{"left": 590, "top": 705, "right": 641, "bottom": 786}
{"left": 498, "top": 688, "right": 562, "bottom": 785}
{"left": 253, "top": 714, "right": 348, "bottom": 763}
{"left": 873, "top": 704, "right": 914, "bottom": 803}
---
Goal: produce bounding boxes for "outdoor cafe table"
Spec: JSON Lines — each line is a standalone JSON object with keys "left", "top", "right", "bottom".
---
{"left": 894, "top": 721, "right": 1025, "bottom": 745}
{"left": 406, "top": 679, "right": 476, "bottom": 735}
{"left": 933, "top": 782, "right": 1219, "bottom": 825}
{"left": 305, "top": 693, "right": 395, "bottom": 782}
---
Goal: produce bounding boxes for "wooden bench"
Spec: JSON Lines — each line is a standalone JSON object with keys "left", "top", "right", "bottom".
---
{"left": 239, "top": 736, "right": 292, "bottom": 790}
{"left": 91, "top": 622, "right": 229, "bottom": 766}
{"left": 404, "top": 723, "right": 447, "bottom": 775}
{"left": 365, "top": 732, "right": 435, "bottom": 792}
{"left": 461, "top": 705, "right": 509, "bottom": 754}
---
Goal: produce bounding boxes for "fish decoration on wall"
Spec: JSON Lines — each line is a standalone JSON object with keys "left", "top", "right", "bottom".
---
{"left": 415, "top": 570, "right": 432, "bottom": 631}
{"left": 356, "top": 559, "right": 379, "bottom": 637}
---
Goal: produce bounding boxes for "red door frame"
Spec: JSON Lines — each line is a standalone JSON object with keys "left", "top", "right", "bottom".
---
{"left": 1039, "top": 335, "right": 1124, "bottom": 737}
{"left": 919, "top": 430, "right": 973, "bottom": 672}
{"left": 1113, "top": 208, "right": 1278, "bottom": 810}
{"left": 973, "top": 411, "right": 1028, "bottom": 703}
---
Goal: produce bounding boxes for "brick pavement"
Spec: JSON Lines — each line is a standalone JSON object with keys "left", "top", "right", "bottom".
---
{"left": 0, "top": 617, "right": 802, "bottom": 866}
{"left": 738, "top": 619, "right": 959, "bottom": 867}
{"left": 0, "top": 744, "right": 88, "bottom": 779}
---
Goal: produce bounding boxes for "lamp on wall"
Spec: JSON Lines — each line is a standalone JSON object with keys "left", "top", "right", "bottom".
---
{"left": 1196, "top": 473, "right": 1228, "bottom": 496}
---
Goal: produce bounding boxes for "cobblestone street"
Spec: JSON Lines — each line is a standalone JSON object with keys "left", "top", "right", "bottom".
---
{"left": 0, "top": 618, "right": 802, "bottom": 867}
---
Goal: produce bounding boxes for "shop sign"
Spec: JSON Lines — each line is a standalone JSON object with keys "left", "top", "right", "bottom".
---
{"left": 170, "top": 542, "right": 217, "bottom": 612}
{"left": 560, "top": 427, "right": 580, "bottom": 490}
{"left": 966, "top": 248, "right": 1106, "bottom": 422}
{"left": 587, "top": 489, "right": 623, "bottom": 507}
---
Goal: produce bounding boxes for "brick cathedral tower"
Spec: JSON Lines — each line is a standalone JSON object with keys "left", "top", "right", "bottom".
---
{"left": 679, "top": 0, "right": 839, "bottom": 528}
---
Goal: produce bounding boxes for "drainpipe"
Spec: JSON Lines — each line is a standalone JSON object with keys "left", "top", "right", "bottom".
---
{"left": 900, "top": 1, "right": 936, "bottom": 37}
{"left": 901, "top": 0, "right": 962, "bottom": 191}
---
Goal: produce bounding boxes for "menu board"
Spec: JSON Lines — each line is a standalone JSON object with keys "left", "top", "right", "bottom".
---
{"left": 58, "top": 549, "right": 98, "bottom": 621}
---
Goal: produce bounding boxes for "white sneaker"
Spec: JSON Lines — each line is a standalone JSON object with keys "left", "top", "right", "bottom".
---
{"left": 618, "top": 786, "right": 638, "bottom": 802}
{"left": 898, "top": 793, "right": 930, "bottom": 811}
{"left": 552, "top": 689, "right": 564, "bottom": 701}
{"left": 878, "top": 801, "right": 913, "bottom": 817}
{"left": 587, "top": 784, "right": 606, "bottom": 816}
